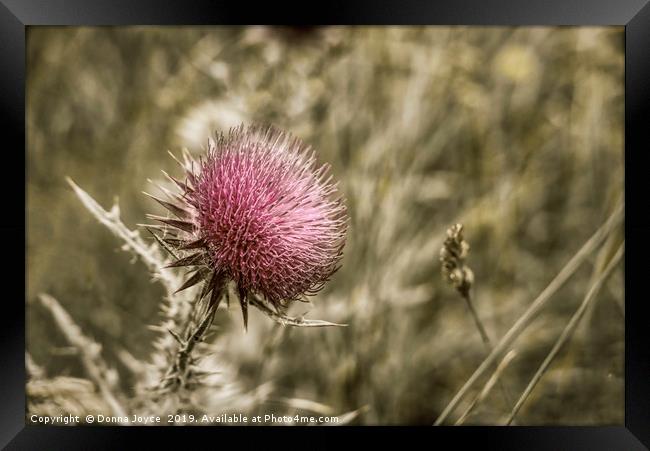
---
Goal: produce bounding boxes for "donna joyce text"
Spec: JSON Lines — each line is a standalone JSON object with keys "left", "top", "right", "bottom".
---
{"left": 30, "top": 413, "right": 340, "bottom": 425}
{"left": 30, "top": 414, "right": 248, "bottom": 425}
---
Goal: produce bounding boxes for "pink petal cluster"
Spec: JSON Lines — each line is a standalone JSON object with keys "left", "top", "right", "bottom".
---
{"left": 189, "top": 125, "right": 347, "bottom": 305}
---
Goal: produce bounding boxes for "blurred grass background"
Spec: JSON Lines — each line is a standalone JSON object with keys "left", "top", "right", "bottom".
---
{"left": 27, "top": 26, "right": 624, "bottom": 425}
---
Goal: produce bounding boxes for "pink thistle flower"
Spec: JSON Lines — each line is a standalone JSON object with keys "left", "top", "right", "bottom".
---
{"left": 145, "top": 125, "right": 347, "bottom": 329}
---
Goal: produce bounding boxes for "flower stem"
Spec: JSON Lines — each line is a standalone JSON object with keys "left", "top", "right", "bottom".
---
{"left": 463, "top": 291, "right": 492, "bottom": 350}
{"left": 461, "top": 290, "right": 516, "bottom": 418}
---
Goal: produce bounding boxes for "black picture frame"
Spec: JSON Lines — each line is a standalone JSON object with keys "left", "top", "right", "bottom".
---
{"left": 4, "top": 1, "right": 649, "bottom": 449}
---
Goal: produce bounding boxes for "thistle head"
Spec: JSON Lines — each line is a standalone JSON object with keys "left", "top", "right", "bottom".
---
{"left": 145, "top": 124, "right": 347, "bottom": 329}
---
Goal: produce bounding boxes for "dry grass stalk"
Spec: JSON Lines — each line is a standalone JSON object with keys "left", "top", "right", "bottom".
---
{"left": 455, "top": 350, "right": 517, "bottom": 425}
{"left": 37, "top": 293, "right": 129, "bottom": 423}
{"left": 327, "top": 405, "right": 371, "bottom": 426}
{"left": 27, "top": 376, "right": 112, "bottom": 423}
{"left": 440, "top": 223, "right": 515, "bottom": 418}
{"left": 505, "top": 242, "right": 624, "bottom": 425}
{"left": 434, "top": 203, "right": 623, "bottom": 425}
{"left": 26, "top": 352, "right": 44, "bottom": 379}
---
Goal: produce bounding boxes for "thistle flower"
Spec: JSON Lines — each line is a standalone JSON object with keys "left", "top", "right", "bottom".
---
{"left": 145, "top": 125, "right": 347, "bottom": 329}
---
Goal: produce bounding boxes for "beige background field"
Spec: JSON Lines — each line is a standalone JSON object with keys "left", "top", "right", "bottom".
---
{"left": 27, "top": 26, "right": 623, "bottom": 425}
